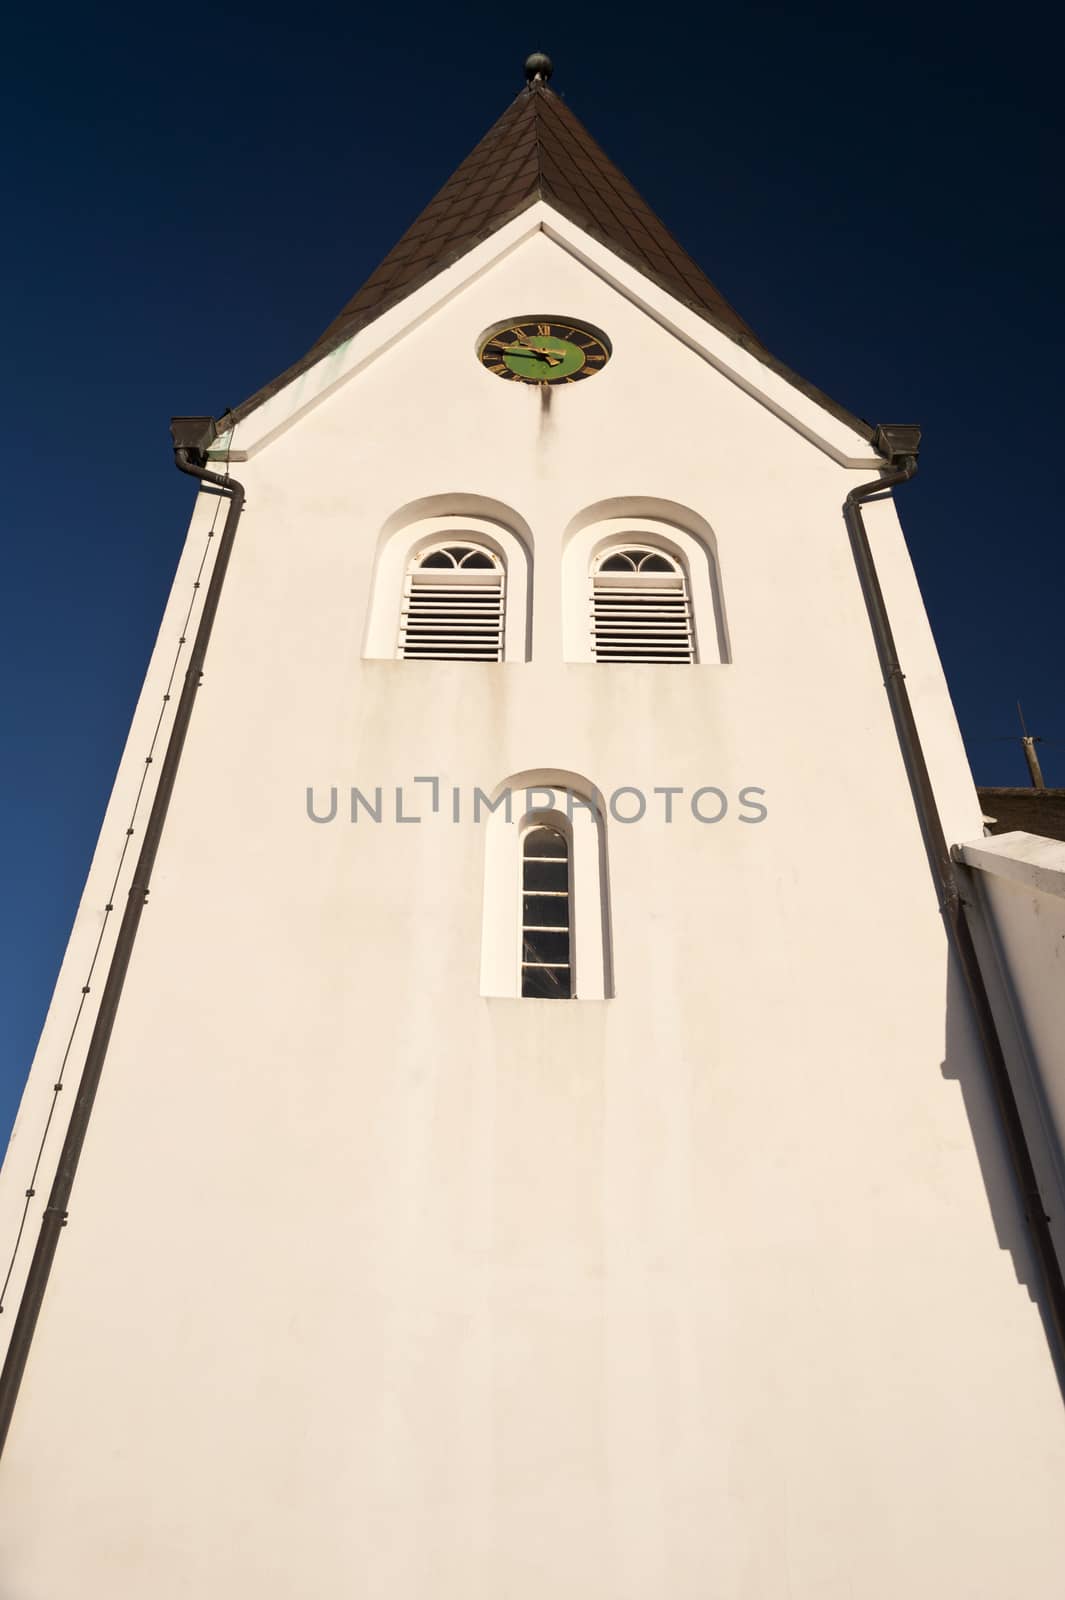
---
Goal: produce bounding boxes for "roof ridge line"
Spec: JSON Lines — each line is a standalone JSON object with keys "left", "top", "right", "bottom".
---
{"left": 532, "top": 85, "right": 547, "bottom": 196}
{"left": 539, "top": 90, "right": 727, "bottom": 306}
{"left": 538, "top": 95, "right": 669, "bottom": 278}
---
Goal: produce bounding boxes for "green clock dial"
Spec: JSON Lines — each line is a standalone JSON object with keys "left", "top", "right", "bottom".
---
{"left": 478, "top": 318, "right": 611, "bottom": 385}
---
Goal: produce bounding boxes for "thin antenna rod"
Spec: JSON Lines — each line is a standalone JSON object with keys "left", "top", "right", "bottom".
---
{"left": 1017, "top": 699, "right": 1046, "bottom": 789}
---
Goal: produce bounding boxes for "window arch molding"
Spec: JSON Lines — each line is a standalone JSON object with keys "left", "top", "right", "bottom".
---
{"left": 561, "top": 501, "right": 730, "bottom": 664}
{"left": 480, "top": 769, "right": 612, "bottom": 1000}
{"left": 363, "top": 502, "right": 532, "bottom": 661}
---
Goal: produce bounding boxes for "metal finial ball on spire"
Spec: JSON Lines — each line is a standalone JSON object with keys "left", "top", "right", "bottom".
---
{"left": 524, "top": 52, "right": 553, "bottom": 84}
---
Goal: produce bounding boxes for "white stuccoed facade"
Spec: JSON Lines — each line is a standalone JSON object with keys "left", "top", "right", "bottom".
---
{"left": 1, "top": 202, "right": 1064, "bottom": 1597}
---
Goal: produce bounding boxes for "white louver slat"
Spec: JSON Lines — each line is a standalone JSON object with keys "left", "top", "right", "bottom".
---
{"left": 591, "top": 550, "right": 694, "bottom": 663}
{"left": 399, "top": 545, "right": 505, "bottom": 661}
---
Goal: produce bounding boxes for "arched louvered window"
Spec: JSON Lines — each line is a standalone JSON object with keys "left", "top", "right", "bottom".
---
{"left": 399, "top": 542, "right": 505, "bottom": 661}
{"left": 521, "top": 825, "right": 572, "bottom": 998}
{"left": 591, "top": 546, "right": 695, "bottom": 663}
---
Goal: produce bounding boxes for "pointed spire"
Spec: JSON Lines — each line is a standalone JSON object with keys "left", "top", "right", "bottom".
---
{"left": 228, "top": 57, "right": 873, "bottom": 442}
{"left": 304, "top": 58, "right": 759, "bottom": 366}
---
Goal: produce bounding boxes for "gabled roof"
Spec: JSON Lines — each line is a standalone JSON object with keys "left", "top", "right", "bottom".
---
{"left": 224, "top": 76, "right": 875, "bottom": 444}
{"left": 311, "top": 82, "right": 761, "bottom": 363}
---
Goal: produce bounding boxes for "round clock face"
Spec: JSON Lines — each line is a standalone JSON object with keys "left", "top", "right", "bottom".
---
{"left": 478, "top": 318, "right": 611, "bottom": 384}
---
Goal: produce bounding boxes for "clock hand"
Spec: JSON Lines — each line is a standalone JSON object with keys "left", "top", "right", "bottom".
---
{"left": 510, "top": 329, "right": 564, "bottom": 362}
{"left": 500, "top": 342, "right": 562, "bottom": 366}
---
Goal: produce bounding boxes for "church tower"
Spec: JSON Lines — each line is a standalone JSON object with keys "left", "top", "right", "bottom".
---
{"left": 2, "top": 55, "right": 1063, "bottom": 1597}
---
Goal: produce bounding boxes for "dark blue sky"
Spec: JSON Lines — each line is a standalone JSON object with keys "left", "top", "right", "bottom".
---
{"left": 2, "top": 1, "right": 1062, "bottom": 1143}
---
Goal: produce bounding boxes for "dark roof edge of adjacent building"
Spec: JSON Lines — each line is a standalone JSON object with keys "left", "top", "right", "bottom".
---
{"left": 977, "top": 787, "right": 1065, "bottom": 845}
{"left": 219, "top": 76, "right": 877, "bottom": 447}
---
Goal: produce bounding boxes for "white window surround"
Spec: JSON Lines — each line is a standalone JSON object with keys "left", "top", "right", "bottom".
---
{"left": 562, "top": 511, "right": 729, "bottom": 664}
{"left": 364, "top": 512, "right": 531, "bottom": 661}
{"left": 480, "top": 769, "right": 612, "bottom": 1000}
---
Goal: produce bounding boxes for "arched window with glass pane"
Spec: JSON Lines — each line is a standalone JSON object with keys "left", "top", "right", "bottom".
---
{"left": 521, "top": 825, "right": 572, "bottom": 998}
{"left": 398, "top": 542, "right": 505, "bottom": 661}
{"left": 591, "top": 545, "right": 695, "bottom": 663}
{"left": 481, "top": 774, "right": 610, "bottom": 1001}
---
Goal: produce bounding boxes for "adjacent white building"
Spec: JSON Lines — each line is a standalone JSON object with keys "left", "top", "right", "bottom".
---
{"left": 1, "top": 53, "right": 1063, "bottom": 1599}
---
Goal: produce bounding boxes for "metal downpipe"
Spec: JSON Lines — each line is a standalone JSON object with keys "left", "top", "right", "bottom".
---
{"left": 844, "top": 442, "right": 1065, "bottom": 1379}
{"left": 0, "top": 431, "right": 244, "bottom": 1457}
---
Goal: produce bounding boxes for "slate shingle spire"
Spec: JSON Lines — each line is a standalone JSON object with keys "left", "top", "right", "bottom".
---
{"left": 229, "top": 55, "right": 872, "bottom": 441}
{"left": 307, "top": 69, "right": 760, "bottom": 362}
